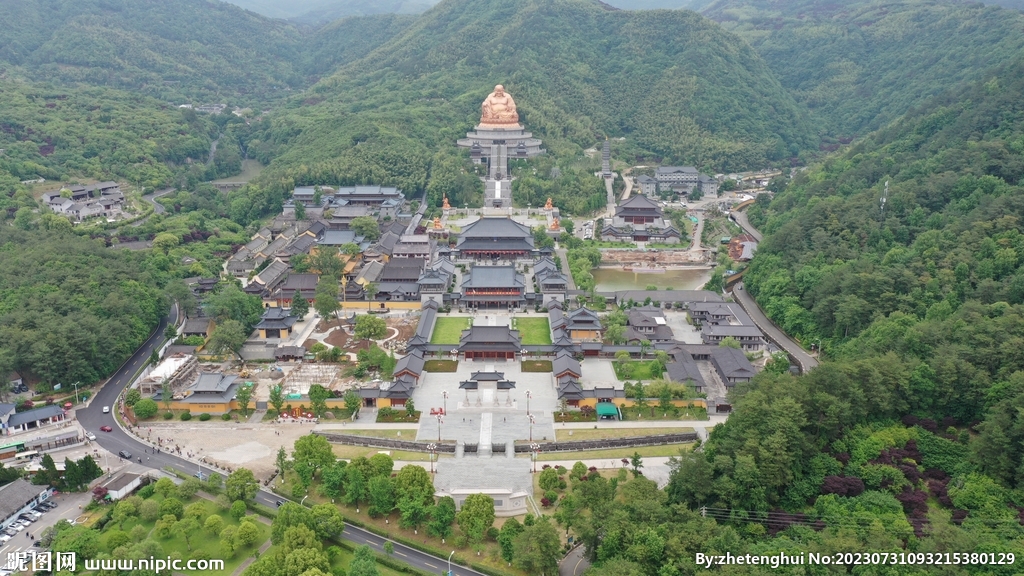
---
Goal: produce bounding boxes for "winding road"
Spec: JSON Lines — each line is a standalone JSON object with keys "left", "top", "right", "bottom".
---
{"left": 727, "top": 204, "right": 818, "bottom": 372}
{"left": 77, "top": 305, "right": 488, "bottom": 576}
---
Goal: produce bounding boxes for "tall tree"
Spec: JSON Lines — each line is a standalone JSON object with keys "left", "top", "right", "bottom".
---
{"left": 225, "top": 468, "right": 258, "bottom": 502}
{"left": 234, "top": 381, "right": 256, "bottom": 417}
{"left": 427, "top": 496, "right": 457, "bottom": 541}
{"left": 290, "top": 290, "right": 309, "bottom": 319}
{"left": 307, "top": 384, "right": 330, "bottom": 417}
{"left": 512, "top": 518, "right": 561, "bottom": 576}
{"left": 269, "top": 385, "right": 285, "bottom": 414}
{"left": 207, "top": 319, "right": 248, "bottom": 356}
{"left": 314, "top": 276, "right": 339, "bottom": 320}
{"left": 456, "top": 493, "right": 495, "bottom": 544}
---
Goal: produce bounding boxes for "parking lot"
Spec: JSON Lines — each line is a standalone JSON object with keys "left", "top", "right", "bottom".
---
{"left": 0, "top": 489, "right": 93, "bottom": 567}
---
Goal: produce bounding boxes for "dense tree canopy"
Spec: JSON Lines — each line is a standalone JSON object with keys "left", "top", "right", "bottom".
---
{"left": 0, "top": 227, "right": 165, "bottom": 388}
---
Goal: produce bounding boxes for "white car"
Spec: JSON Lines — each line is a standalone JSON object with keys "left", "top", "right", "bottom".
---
{"left": 102, "top": 406, "right": 110, "bottom": 414}
{"left": 0, "top": 534, "right": 10, "bottom": 543}
{"left": 10, "top": 524, "right": 24, "bottom": 532}
{"left": 85, "top": 432, "right": 96, "bottom": 441}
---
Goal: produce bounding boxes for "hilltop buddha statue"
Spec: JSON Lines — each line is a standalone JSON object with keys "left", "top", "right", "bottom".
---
{"left": 442, "top": 196, "right": 451, "bottom": 210}
{"left": 480, "top": 84, "right": 520, "bottom": 127}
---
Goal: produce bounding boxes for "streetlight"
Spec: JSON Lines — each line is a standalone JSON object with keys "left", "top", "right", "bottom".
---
{"left": 436, "top": 414, "right": 444, "bottom": 442}
{"left": 73, "top": 382, "right": 81, "bottom": 405}
{"left": 442, "top": 390, "right": 448, "bottom": 415}
{"left": 526, "top": 390, "right": 532, "bottom": 416}
{"left": 427, "top": 443, "right": 437, "bottom": 474}
{"left": 448, "top": 551, "right": 455, "bottom": 576}
{"left": 529, "top": 414, "right": 536, "bottom": 442}
{"left": 530, "top": 443, "right": 540, "bottom": 473}
{"left": 300, "top": 495, "right": 308, "bottom": 508}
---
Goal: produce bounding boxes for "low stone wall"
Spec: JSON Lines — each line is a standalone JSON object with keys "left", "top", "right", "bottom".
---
{"left": 509, "top": 433, "right": 698, "bottom": 453}
{"left": 316, "top": 431, "right": 697, "bottom": 455}
{"left": 315, "top": 432, "right": 456, "bottom": 453}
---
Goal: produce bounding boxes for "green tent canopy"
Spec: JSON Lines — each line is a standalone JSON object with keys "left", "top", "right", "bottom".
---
{"left": 596, "top": 402, "right": 619, "bottom": 419}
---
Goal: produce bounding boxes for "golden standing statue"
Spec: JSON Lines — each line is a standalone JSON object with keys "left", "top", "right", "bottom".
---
{"left": 479, "top": 84, "right": 520, "bottom": 127}
{"left": 544, "top": 197, "right": 553, "bottom": 210}
{"left": 442, "top": 196, "right": 451, "bottom": 210}
{"left": 433, "top": 217, "right": 442, "bottom": 229}
{"left": 551, "top": 217, "right": 560, "bottom": 230}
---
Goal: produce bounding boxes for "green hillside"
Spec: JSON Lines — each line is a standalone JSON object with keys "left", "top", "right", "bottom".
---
{"left": 695, "top": 0, "right": 1024, "bottom": 140}
{"left": 300, "top": 14, "right": 418, "bottom": 76}
{"left": 0, "top": 0, "right": 305, "bottom": 104}
{"left": 0, "top": 79, "right": 219, "bottom": 196}
{"left": 746, "top": 57, "right": 1024, "bottom": 424}
{"left": 249, "top": 0, "right": 814, "bottom": 207}
{"left": 220, "top": 0, "right": 439, "bottom": 22}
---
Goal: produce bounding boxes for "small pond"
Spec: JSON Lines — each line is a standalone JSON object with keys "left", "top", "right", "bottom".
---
{"left": 592, "top": 267, "right": 712, "bottom": 292}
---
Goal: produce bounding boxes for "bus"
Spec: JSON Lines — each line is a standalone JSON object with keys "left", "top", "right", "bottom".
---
{"left": 0, "top": 441, "right": 27, "bottom": 460}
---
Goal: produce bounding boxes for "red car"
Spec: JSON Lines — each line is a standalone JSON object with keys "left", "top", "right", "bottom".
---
{"left": 100, "top": 425, "right": 112, "bottom": 432}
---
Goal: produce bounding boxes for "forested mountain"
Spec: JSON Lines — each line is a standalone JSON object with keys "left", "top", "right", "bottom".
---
{"left": 607, "top": 58, "right": 1024, "bottom": 575}
{"left": 0, "top": 80, "right": 219, "bottom": 199}
{"left": 735, "top": 51, "right": 1024, "bottom": 493}
{"left": 0, "top": 226, "right": 167, "bottom": 389}
{"left": 245, "top": 0, "right": 814, "bottom": 211}
{"left": 690, "top": 0, "right": 1024, "bottom": 140}
{"left": 299, "top": 14, "right": 418, "bottom": 76}
{"left": 218, "top": 0, "right": 438, "bottom": 22}
{"left": 0, "top": 0, "right": 305, "bottom": 104}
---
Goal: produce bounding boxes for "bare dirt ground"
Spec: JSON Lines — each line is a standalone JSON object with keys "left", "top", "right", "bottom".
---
{"left": 601, "top": 249, "right": 709, "bottom": 265}
{"left": 138, "top": 419, "right": 320, "bottom": 480}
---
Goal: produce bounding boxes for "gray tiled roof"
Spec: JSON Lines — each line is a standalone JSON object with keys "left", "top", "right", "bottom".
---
{"left": 8, "top": 404, "right": 64, "bottom": 427}
{"left": 552, "top": 353, "right": 581, "bottom": 378}
{"left": 0, "top": 480, "right": 46, "bottom": 522}
{"left": 462, "top": 266, "right": 524, "bottom": 289}
{"left": 712, "top": 347, "right": 757, "bottom": 380}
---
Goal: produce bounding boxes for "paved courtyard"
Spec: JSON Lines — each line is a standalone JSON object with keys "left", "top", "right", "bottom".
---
{"left": 663, "top": 310, "right": 703, "bottom": 344}
{"left": 580, "top": 358, "right": 618, "bottom": 388}
{"left": 412, "top": 360, "right": 557, "bottom": 445}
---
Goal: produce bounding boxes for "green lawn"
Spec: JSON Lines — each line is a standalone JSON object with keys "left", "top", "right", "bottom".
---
{"left": 521, "top": 360, "right": 553, "bottom": 372}
{"left": 101, "top": 495, "right": 269, "bottom": 576}
{"left": 512, "top": 317, "right": 551, "bottom": 345}
{"left": 535, "top": 443, "right": 692, "bottom": 461}
{"left": 430, "top": 317, "right": 472, "bottom": 345}
{"left": 424, "top": 359, "right": 458, "bottom": 372}
{"left": 613, "top": 360, "right": 664, "bottom": 381}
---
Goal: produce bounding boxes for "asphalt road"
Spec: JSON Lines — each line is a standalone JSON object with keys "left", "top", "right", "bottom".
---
{"left": 732, "top": 282, "right": 818, "bottom": 373}
{"left": 77, "top": 304, "right": 485, "bottom": 576}
{"left": 729, "top": 209, "right": 763, "bottom": 241}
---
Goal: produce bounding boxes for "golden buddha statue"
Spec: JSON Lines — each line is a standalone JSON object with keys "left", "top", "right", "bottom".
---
{"left": 551, "top": 217, "right": 560, "bottom": 230}
{"left": 442, "top": 196, "right": 451, "bottom": 210}
{"left": 544, "top": 197, "right": 553, "bottom": 210}
{"left": 433, "top": 217, "right": 442, "bottom": 229}
{"left": 479, "top": 84, "right": 519, "bottom": 127}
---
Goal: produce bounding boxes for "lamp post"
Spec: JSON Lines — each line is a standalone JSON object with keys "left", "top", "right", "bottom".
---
{"left": 448, "top": 551, "right": 455, "bottom": 576}
{"left": 530, "top": 443, "right": 540, "bottom": 473}
{"left": 436, "top": 414, "right": 444, "bottom": 442}
{"left": 526, "top": 390, "right": 532, "bottom": 416}
{"left": 529, "top": 414, "right": 536, "bottom": 442}
{"left": 73, "top": 381, "right": 81, "bottom": 405}
{"left": 427, "top": 443, "right": 437, "bottom": 474}
{"left": 442, "top": 390, "right": 448, "bottom": 415}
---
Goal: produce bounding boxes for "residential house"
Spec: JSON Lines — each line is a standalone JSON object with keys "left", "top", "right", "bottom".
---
{"left": 711, "top": 347, "right": 756, "bottom": 387}
{"left": 625, "top": 306, "right": 674, "bottom": 342}
{"left": 637, "top": 175, "right": 657, "bottom": 196}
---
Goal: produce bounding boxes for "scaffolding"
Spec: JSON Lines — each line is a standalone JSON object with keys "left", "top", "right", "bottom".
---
{"left": 281, "top": 364, "right": 341, "bottom": 395}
